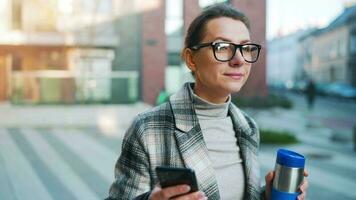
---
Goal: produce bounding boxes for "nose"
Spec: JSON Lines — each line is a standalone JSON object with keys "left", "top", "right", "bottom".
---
{"left": 229, "top": 49, "right": 245, "bottom": 67}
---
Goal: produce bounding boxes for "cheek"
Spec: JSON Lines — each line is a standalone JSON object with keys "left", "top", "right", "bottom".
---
{"left": 195, "top": 51, "right": 221, "bottom": 74}
{"left": 245, "top": 64, "right": 252, "bottom": 78}
{"left": 197, "top": 50, "right": 215, "bottom": 64}
{"left": 197, "top": 64, "right": 220, "bottom": 82}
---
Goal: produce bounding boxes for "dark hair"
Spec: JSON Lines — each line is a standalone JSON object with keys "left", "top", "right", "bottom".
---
{"left": 184, "top": 4, "right": 250, "bottom": 49}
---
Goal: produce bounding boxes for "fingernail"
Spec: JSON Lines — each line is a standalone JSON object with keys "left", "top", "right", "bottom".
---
{"left": 182, "top": 185, "right": 190, "bottom": 192}
{"left": 199, "top": 196, "right": 207, "bottom": 200}
{"left": 198, "top": 192, "right": 206, "bottom": 198}
{"left": 300, "top": 186, "right": 305, "bottom": 193}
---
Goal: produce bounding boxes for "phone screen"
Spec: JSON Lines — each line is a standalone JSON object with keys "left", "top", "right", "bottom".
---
{"left": 156, "top": 166, "right": 199, "bottom": 193}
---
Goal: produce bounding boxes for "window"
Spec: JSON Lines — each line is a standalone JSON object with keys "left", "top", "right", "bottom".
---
{"left": 166, "top": 0, "right": 183, "bottom": 66}
{"left": 165, "top": 0, "right": 183, "bottom": 35}
{"left": 11, "top": 54, "right": 22, "bottom": 71}
{"left": 350, "top": 34, "right": 356, "bottom": 53}
{"left": 11, "top": 0, "right": 22, "bottom": 30}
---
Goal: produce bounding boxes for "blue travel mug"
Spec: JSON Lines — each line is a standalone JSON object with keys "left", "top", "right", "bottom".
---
{"left": 271, "top": 149, "right": 305, "bottom": 200}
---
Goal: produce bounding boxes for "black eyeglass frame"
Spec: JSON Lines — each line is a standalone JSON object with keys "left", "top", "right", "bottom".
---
{"left": 190, "top": 41, "right": 262, "bottom": 63}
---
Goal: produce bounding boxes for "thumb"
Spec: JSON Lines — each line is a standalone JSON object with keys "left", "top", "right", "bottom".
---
{"left": 265, "top": 171, "right": 274, "bottom": 200}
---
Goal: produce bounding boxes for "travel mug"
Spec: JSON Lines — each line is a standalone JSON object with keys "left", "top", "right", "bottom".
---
{"left": 271, "top": 149, "right": 305, "bottom": 200}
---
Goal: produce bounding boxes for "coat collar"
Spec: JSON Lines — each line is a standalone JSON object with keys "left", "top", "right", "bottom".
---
{"left": 168, "top": 83, "right": 257, "bottom": 199}
{"left": 169, "top": 82, "right": 253, "bottom": 135}
{"left": 169, "top": 82, "right": 200, "bottom": 133}
{"left": 169, "top": 83, "right": 220, "bottom": 197}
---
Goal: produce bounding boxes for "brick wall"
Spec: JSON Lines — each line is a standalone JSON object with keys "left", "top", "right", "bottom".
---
{"left": 141, "top": 0, "right": 167, "bottom": 104}
{"left": 0, "top": 56, "right": 7, "bottom": 101}
{"left": 232, "top": 0, "right": 267, "bottom": 97}
{"left": 183, "top": 0, "right": 201, "bottom": 35}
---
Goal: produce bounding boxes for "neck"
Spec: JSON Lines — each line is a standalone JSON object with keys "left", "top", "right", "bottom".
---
{"left": 193, "top": 83, "right": 229, "bottom": 104}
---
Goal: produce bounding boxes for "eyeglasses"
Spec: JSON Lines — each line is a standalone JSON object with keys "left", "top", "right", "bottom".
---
{"left": 190, "top": 41, "right": 261, "bottom": 63}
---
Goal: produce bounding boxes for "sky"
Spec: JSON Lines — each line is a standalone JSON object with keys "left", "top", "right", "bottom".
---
{"left": 267, "top": 0, "right": 354, "bottom": 39}
{"left": 0, "top": 0, "right": 354, "bottom": 39}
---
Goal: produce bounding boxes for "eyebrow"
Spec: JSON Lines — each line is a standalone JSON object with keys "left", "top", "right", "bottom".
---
{"left": 214, "top": 37, "right": 251, "bottom": 44}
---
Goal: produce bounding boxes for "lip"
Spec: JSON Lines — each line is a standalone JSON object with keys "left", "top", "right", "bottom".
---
{"left": 224, "top": 72, "right": 244, "bottom": 80}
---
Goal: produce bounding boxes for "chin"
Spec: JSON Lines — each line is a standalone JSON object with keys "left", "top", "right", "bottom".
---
{"left": 223, "top": 83, "right": 244, "bottom": 94}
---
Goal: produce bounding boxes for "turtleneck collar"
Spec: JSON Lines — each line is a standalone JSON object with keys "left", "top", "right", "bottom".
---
{"left": 188, "top": 83, "right": 230, "bottom": 118}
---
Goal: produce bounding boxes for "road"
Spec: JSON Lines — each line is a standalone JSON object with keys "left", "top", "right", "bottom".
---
{"left": 0, "top": 95, "right": 355, "bottom": 199}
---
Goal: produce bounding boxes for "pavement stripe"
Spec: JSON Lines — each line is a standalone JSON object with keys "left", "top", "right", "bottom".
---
{"left": 8, "top": 128, "right": 77, "bottom": 200}
{"left": 0, "top": 128, "right": 53, "bottom": 200}
{"left": 21, "top": 128, "right": 100, "bottom": 200}
{"left": 260, "top": 151, "right": 356, "bottom": 199}
{"left": 85, "top": 128, "right": 122, "bottom": 154}
{"left": 51, "top": 128, "right": 117, "bottom": 183}
{"left": 0, "top": 139, "right": 17, "bottom": 200}
{"left": 39, "top": 128, "right": 110, "bottom": 198}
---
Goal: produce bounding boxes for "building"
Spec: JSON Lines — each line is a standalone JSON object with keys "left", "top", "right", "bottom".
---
{"left": 300, "top": 4, "right": 356, "bottom": 86}
{"left": 267, "top": 29, "right": 316, "bottom": 88}
{"left": 0, "top": 0, "right": 163, "bottom": 104}
{"left": 0, "top": 0, "right": 266, "bottom": 104}
{"left": 0, "top": 0, "right": 121, "bottom": 103}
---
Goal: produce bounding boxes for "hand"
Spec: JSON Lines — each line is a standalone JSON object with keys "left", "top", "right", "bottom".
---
{"left": 149, "top": 184, "right": 207, "bottom": 200}
{"left": 264, "top": 170, "right": 309, "bottom": 200}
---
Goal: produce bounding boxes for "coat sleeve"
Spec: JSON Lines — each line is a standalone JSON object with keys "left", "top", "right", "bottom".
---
{"left": 106, "top": 115, "right": 152, "bottom": 200}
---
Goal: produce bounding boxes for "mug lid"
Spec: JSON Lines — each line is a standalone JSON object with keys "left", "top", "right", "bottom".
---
{"left": 276, "top": 149, "right": 305, "bottom": 168}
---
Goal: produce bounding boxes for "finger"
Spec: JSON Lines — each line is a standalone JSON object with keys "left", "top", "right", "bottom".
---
{"left": 265, "top": 171, "right": 274, "bottom": 183}
{"left": 297, "top": 191, "right": 306, "bottom": 200}
{"left": 160, "top": 184, "right": 191, "bottom": 199}
{"left": 303, "top": 170, "right": 309, "bottom": 177}
{"left": 149, "top": 186, "right": 163, "bottom": 200}
{"left": 172, "top": 191, "right": 206, "bottom": 200}
{"left": 264, "top": 171, "right": 274, "bottom": 200}
{"left": 299, "top": 179, "right": 309, "bottom": 193}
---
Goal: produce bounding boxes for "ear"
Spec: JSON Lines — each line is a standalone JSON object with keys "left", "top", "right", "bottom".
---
{"left": 183, "top": 48, "right": 196, "bottom": 72}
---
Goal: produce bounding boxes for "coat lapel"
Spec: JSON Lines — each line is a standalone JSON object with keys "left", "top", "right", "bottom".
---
{"left": 169, "top": 83, "right": 220, "bottom": 199}
{"left": 229, "top": 104, "right": 260, "bottom": 199}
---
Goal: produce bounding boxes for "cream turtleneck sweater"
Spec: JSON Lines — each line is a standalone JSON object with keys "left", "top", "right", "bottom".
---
{"left": 189, "top": 85, "right": 245, "bottom": 200}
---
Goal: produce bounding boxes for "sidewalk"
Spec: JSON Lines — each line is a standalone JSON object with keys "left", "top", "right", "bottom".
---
{"left": 248, "top": 106, "right": 355, "bottom": 162}
{"left": 0, "top": 101, "right": 353, "bottom": 146}
{"left": 248, "top": 106, "right": 354, "bottom": 149}
{"left": 247, "top": 107, "right": 356, "bottom": 200}
{"left": 0, "top": 102, "right": 152, "bottom": 136}
{"left": 1, "top": 102, "right": 355, "bottom": 199}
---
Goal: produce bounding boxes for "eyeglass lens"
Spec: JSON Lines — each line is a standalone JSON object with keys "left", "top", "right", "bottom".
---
{"left": 213, "top": 43, "right": 259, "bottom": 62}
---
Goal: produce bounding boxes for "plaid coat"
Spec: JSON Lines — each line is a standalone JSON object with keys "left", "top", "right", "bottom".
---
{"left": 107, "top": 83, "right": 261, "bottom": 200}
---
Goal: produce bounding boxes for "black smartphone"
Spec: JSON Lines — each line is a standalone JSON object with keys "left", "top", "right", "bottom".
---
{"left": 155, "top": 166, "right": 199, "bottom": 193}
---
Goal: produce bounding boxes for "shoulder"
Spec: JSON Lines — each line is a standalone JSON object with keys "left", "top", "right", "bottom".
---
{"left": 230, "top": 103, "right": 259, "bottom": 130}
{"left": 229, "top": 104, "right": 260, "bottom": 148}
{"left": 124, "top": 102, "right": 175, "bottom": 141}
{"left": 240, "top": 109, "right": 259, "bottom": 131}
{"left": 137, "top": 102, "right": 174, "bottom": 124}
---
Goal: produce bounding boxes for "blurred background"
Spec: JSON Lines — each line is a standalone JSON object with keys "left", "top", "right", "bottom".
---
{"left": 0, "top": 0, "right": 355, "bottom": 199}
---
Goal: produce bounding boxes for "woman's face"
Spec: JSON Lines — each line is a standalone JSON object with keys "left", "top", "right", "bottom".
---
{"left": 188, "top": 17, "right": 252, "bottom": 103}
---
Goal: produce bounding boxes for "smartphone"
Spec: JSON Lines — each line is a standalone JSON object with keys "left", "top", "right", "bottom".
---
{"left": 155, "top": 166, "right": 199, "bottom": 193}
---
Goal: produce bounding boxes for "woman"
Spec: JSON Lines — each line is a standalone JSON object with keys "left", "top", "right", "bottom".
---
{"left": 107, "top": 4, "right": 308, "bottom": 200}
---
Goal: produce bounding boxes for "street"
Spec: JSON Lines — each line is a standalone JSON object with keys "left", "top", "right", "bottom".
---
{"left": 0, "top": 94, "right": 355, "bottom": 199}
{"left": 253, "top": 92, "right": 356, "bottom": 200}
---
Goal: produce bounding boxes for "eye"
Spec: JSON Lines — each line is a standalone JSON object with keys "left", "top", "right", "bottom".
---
{"left": 214, "top": 42, "right": 231, "bottom": 51}
{"left": 242, "top": 45, "right": 257, "bottom": 52}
